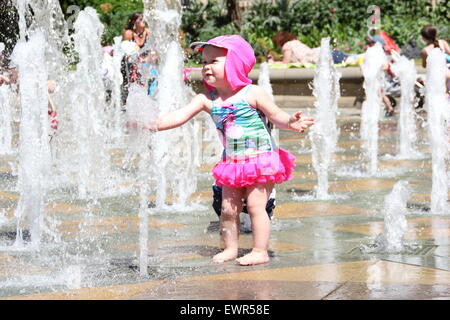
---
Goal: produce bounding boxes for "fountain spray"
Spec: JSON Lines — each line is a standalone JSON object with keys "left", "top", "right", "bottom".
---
{"left": 0, "top": 81, "right": 14, "bottom": 155}
{"left": 0, "top": 42, "right": 14, "bottom": 155}
{"left": 124, "top": 84, "right": 159, "bottom": 277}
{"left": 381, "top": 180, "right": 411, "bottom": 252}
{"left": 258, "top": 62, "right": 279, "bottom": 143}
{"left": 143, "top": 0, "right": 199, "bottom": 209}
{"left": 425, "top": 48, "right": 450, "bottom": 214}
{"left": 61, "top": 7, "right": 114, "bottom": 199}
{"left": 11, "top": 31, "right": 51, "bottom": 247}
{"left": 390, "top": 52, "right": 421, "bottom": 158}
{"left": 360, "top": 43, "right": 387, "bottom": 175}
{"left": 309, "top": 38, "right": 341, "bottom": 198}
{"left": 362, "top": 180, "right": 411, "bottom": 253}
{"left": 0, "top": 86, "right": 14, "bottom": 154}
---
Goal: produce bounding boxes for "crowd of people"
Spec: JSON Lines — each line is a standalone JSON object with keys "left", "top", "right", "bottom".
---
{"left": 117, "top": 12, "right": 159, "bottom": 104}
{"left": 94, "top": 13, "right": 449, "bottom": 119}
{"left": 266, "top": 25, "right": 449, "bottom": 116}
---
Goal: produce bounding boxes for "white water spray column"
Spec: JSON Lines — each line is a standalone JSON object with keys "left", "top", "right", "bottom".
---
{"left": 425, "top": 48, "right": 450, "bottom": 214}
{"left": 257, "top": 62, "right": 279, "bottom": 142}
{"left": 143, "top": 0, "right": 199, "bottom": 208}
{"left": 69, "top": 7, "right": 111, "bottom": 199}
{"left": 381, "top": 180, "right": 410, "bottom": 252}
{"left": 125, "top": 84, "right": 159, "bottom": 277}
{"left": 0, "top": 85, "right": 14, "bottom": 155}
{"left": 363, "top": 180, "right": 411, "bottom": 253}
{"left": 360, "top": 43, "right": 387, "bottom": 175}
{"left": 309, "top": 38, "right": 341, "bottom": 198}
{"left": 16, "top": 0, "right": 28, "bottom": 41}
{"left": 391, "top": 55, "right": 420, "bottom": 158}
{"left": 0, "top": 42, "right": 14, "bottom": 155}
{"left": 11, "top": 31, "right": 52, "bottom": 247}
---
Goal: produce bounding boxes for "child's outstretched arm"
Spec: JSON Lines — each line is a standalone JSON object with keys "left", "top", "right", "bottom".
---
{"left": 129, "top": 93, "right": 208, "bottom": 131}
{"left": 252, "top": 86, "right": 314, "bottom": 133}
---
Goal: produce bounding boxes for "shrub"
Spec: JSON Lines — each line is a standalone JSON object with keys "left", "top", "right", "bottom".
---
{"left": 61, "top": 0, "right": 144, "bottom": 45}
{"left": 240, "top": 0, "right": 449, "bottom": 58}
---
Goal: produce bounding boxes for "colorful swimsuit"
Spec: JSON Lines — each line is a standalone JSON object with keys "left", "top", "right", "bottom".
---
{"left": 210, "top": 85, "right": 296, "bottom": 187}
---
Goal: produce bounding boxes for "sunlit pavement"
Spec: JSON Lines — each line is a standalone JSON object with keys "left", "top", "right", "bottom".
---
{"left": 0, "top": 106, "right": 449, "bottom": 300}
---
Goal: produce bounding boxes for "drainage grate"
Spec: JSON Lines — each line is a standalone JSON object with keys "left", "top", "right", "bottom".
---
{"left": 407, "top": 202, "right": 430, "bottom": 212}
{"left": 0, "top": 230, "right": 31, "bottom": 242}
{"left": 349, "top": 244, "right": 437, "bottom": 256}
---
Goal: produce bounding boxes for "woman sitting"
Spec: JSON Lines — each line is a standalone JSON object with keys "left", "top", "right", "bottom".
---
{"left": 268, "top": 31, "right": 320, "bottom": 64}
{"left": 268, "top": 31, "right": 358, "bottom": 65}
{"left": 122, "top": 12, "right": 150, "bottom": 49}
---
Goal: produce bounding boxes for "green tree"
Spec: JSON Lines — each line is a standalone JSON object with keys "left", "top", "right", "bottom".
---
{"left": 0, "top": 0, "right": 19, "bottom": 65}
{"left": 59, "top": 0, "right": 143, "bottom": 45}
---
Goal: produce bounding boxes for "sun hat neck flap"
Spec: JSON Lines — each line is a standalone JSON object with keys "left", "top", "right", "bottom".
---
{"left": 190, "top": 35, "right": 256, "bottom": 91}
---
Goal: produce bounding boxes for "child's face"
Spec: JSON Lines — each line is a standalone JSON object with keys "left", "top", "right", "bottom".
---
{"left": 201, "top": 46, "right": 227, "bottom": 88}
{"left": 135, "top": 15, "right": 145, "bottom": 29}
{"left": 149, "top": 50, "right": 158, "bottom": 63}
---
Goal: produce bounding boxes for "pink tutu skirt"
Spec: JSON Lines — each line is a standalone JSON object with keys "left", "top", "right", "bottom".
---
{"left": 212, "top": 148, "right": 296, "bottom": 187}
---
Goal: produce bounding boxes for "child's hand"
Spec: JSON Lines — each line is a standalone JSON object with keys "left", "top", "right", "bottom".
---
{"left": 142, "top": 120, "right": 158, "bottom": 132}
{"left": 125, "top": 120, "right": 158, "bottom": 132}
{"left": 0, "top": 75, "right": 9, "bottom": 85}
{"left": 47, "top": 80, "right": 56, "bottom": 93}
{"left": 288, "top": 111, "right": 315, "bottom": 133}
{"left": 125, "top": 120, "right": 140, "bottom": 130}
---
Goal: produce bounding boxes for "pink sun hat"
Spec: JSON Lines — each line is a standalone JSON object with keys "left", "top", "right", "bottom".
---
{"left": 190, "top": 35, "right": 256, "bottom": 91}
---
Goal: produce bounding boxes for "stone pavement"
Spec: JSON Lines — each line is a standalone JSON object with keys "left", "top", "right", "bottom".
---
{"left": 0, "top": 107, "right": 449, "bottom": 300}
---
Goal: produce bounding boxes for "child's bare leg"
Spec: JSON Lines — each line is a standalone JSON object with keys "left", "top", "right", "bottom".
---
{"left": 382, "top": 95, "right": 394, "bottom": 114}
{"left": 236, "top": 183, "right": 273, "bottom": 266}
{"left": 212, "top": 185, "right": 244, "bottom": 263}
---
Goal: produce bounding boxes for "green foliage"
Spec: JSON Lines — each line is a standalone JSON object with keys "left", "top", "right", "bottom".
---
{"left": 0, "top": 0, "right": 19, "bottom": 62}
{"left": 181, "top": 0, "right": 239, "bottom": 63}
{"left": 181, "top": 0, "right": 237, "bottom": 43}
{"left": 58, "top": 0, "right": 449, "bottom": 62}
{"left": 182, "top": 0, "right": 448, "bottom": 61}
{"left": 239, "top": 0, "right": 449, "bottom": 57}
{"left": 60, "top": 0, "right": 143, "bottom": 45}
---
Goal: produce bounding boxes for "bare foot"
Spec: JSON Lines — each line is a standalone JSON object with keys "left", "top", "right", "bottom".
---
{"left": 212, "top": 248, "right": 238, "bottom": 263}
{"left": 236, "top": 250, "right": 269, "bottom": 266}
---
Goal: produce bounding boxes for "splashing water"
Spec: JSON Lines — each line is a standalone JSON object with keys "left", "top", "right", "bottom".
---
{"left": 46, "top": 7, "right": 127, "bottom": 199}
{"left": 0, "top": 42, "right": 14, "bottom": 155}
{"left": 360, "top": 43, "right": 387, "bottom": 175}
{"left": 2, "top": 3, "right": 128, "bottom": 259}
{"left": 390, "top": 55, "right": 421, "bottom": 158}
{"left": 55, "top": 7, "right": 116, "bottom": 199}
{"left": 16, "top": 0, "right": 28, "bottom": 41}
{"left": 143, "top": 0, "right": 199, "bottom": 209}
{"left": 381, "top": 180, "right": 411, "bottom": 251}
{"left": 124, "top": 84, "right": 159, "bottom": 277}
{"left": 257, "top": 62, "right": 279, "bottom": 143}
{"left": 309, "top": 38, "right": 341, "bottom": 198}
{"left": 258, "top": 62, "right": 274, "bottom": 99}
{"left": 0, "top": 0, "right": 203, "bottom": 286}
{"left": 0, "top": 84, "right": 14, "bottom": 155}
{"left": 362, "top": 180, "right": 411, "bottom": 253}
{"left": 108, "top": 36, "right": 126, "bottom": 139}
{"left": 25, "top": 0, "right": 70, "bottom": 82}
{"left": 425, "top": 48, "right": 450, "bottom": 214}
{"left": 10, "top": 31, "right": 51, "bottom": 247}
